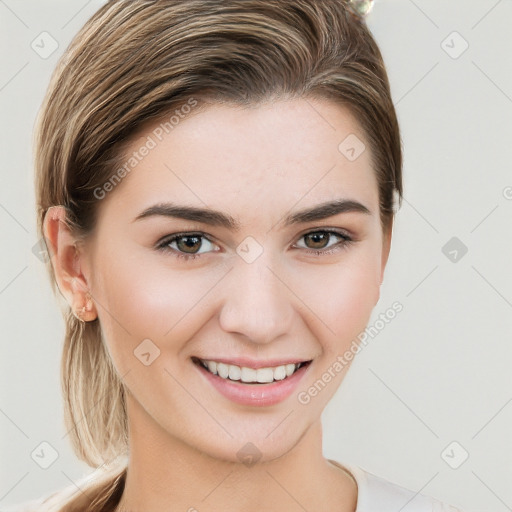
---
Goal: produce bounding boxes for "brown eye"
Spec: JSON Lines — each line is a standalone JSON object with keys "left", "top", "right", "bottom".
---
{"left": 304, "top": 232, "right": 331, "bottom": 250}
{"left": 156, "top": 232, "right": 219, "bottom": 260}
{"left": 295, "top": 230, "right": 353, "bottom": 255}
{"left": 176, "top": 235, "right": 202, "bottom": 254}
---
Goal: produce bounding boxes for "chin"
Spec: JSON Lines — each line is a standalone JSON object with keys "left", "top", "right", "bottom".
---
{"left": 199, "top": 437, "right": 301, "bottom": 466}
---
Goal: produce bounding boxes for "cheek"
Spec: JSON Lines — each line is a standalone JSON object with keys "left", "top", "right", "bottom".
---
{"left": 293, "top": 252, "right": 381, "bottom": 350}
{"left": 92, "top": 249, "right": 224, "bottom": 366}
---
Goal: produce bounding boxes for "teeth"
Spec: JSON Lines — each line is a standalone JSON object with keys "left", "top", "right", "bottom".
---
{"left": 274, "top": 365, "right": 287, "bottom": 380}
{"left": 217, "top": 362, "right": 229, "bottom": 379}
{"left": 242, "top": 367, "right": 258, "bottom": 382}
{"left": 198, "top": 359, "right": 305, "bottom": 383}
{"left": 228, "top": 365, "right": 241, "bottom": 381}
{"left": 256, "top": 367, "right": 273, "bottom": 383}
{"left": 285, "top": 363, "right": 296, "bottom": 377}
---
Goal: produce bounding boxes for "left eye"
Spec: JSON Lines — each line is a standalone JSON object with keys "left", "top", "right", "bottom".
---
{"left": 294, "top": 230, "right": 352, "bottom": 253}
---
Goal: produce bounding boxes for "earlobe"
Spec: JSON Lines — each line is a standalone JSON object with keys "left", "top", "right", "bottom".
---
{"left": 43, "top": 206, "right": 98, "bottom": 322}
{"left": 373, "top": 224, "right": 392, "bottom": 307}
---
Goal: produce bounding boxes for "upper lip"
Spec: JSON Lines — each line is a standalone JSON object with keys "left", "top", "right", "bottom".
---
{"left": 192, "top": 356, "right": 312, "bottom": 369}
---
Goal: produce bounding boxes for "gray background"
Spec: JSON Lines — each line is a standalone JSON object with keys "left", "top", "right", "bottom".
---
{"left": 1, "top": 1, "right": 511, "bottom": 510}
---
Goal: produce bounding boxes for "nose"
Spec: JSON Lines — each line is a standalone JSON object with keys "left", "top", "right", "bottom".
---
{"left": 218, "top": 252, "right": 295, "bottom": 345}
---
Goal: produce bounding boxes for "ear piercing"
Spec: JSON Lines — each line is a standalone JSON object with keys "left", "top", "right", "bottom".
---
{"left": 74, "top": 292, "right": 97, "bottom": 322}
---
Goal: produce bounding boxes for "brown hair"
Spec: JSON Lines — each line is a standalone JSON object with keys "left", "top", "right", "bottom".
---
{"left": 33, "top": 0, "right": 402, "bottom": 509}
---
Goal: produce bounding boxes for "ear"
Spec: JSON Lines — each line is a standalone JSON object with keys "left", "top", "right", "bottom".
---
{"left": 374, "top": 217, "right": 393, "bottom": 306}
{"left": 380, "top": 217, "right": 393, "bottom": 283}
{"left": 43, "top": 206, "right": 97, "bottom": 322}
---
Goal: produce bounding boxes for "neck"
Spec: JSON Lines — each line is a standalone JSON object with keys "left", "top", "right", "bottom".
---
{"left": 115, "top": 394, "right": 357, "bottom": 512}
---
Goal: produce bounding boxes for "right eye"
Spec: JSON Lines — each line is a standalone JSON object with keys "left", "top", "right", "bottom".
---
{"left": 156, "top": 232, "right": 220, "bottom": 260}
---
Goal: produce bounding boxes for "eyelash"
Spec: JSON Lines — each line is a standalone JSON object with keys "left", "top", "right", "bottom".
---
{"left": 155, "top": 229, "right": 354, "bottom": 261}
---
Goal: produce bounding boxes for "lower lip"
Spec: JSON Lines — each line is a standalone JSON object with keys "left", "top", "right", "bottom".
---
{"left": 193, "top": 360, "right": 311, "bottom": 407}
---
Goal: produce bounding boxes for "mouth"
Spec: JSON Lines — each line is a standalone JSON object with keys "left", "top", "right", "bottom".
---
{"left": 191, "top": 356, "right": 312, "bottom": 385}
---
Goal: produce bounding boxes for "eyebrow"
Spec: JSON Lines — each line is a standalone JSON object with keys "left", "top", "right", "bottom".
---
{"left": 132, "top": 199, "right": 371, "bottom": 229}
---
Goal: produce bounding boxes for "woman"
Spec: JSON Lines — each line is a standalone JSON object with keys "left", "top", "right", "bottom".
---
{"left": 18, "top": 0, "right": 465, "bottom": 510}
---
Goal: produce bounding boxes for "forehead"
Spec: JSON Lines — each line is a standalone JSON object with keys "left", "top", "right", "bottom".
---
{"left": 100, "top": 97, "right": 378, "bottom": 219}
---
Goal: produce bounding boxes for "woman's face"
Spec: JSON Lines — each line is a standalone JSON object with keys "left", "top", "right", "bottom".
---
{"left": 80, "top": 97, "right": 391, "bottom": 462}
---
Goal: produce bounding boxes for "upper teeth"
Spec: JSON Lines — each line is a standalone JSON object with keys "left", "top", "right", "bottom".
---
{"left": 199, "top": 359, "right": 302, "bottom": 383}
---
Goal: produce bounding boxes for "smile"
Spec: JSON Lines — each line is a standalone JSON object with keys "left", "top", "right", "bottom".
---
{"left": 192, "top": 356, "right": 313, "bottom": 406}
{"left": 192, "top": 357, "right": 311, "bottom": 384}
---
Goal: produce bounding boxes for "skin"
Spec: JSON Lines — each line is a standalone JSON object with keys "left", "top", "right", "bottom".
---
{"left": 44, "top": 96, "right": 392, "bottom": 512}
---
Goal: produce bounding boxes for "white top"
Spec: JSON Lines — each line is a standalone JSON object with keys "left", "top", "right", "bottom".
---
{"left": 2, "top": 462, "right": 465, "bottom": 512}
{"left": 330, "top": 460, "right": 465, "bottom": 512}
